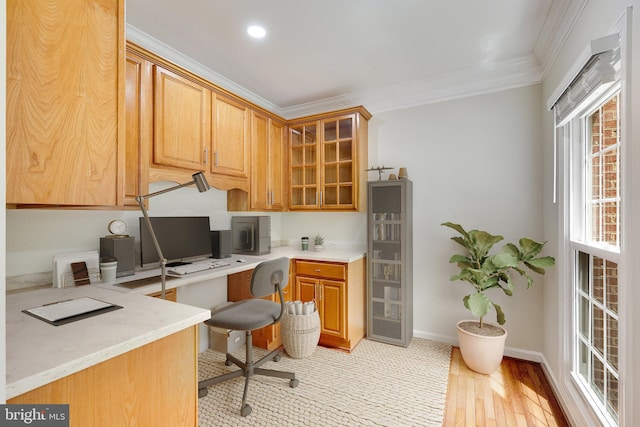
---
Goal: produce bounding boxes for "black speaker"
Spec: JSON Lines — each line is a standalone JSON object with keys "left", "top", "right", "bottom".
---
{"left": 100, "top": 236, "right": 136, "bottom": 277}
{"left": 210, "top": 230, "right": 232, "bottom": 259}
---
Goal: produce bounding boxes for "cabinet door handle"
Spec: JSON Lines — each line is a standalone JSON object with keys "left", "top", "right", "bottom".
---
{"left": 203, "top": 148, "right": 208, "bottom": 165}
{"left": 319, "top": 191, "right": 323, "bottom": 206}
{"left": 214, "top": 151, "right": 218, "bottom": 167}
{"left": 315, "top": 269, "right": 321, "bottom": 272}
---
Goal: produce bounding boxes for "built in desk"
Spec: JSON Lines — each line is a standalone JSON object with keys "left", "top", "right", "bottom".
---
{"left": 5, "top": 246, "right": 365, "bottom": 426}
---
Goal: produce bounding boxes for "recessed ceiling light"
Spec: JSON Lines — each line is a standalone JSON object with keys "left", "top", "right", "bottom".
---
{"left": 247, "top": 25, "right": 266, "bottom": 39}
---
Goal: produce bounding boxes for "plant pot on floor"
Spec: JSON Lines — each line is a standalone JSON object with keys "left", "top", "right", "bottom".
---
{"left": 457, "top": 320, "right": 507, "bottom": 374}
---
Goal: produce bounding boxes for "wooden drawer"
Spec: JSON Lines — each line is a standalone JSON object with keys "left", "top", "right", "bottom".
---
{"left": 295, "top": 260, "right": 346, "bottom": 280}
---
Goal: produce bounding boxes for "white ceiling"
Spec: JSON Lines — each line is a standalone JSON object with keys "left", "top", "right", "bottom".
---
{"left": 126, "top": 0, "right": 585, "bottom": 118}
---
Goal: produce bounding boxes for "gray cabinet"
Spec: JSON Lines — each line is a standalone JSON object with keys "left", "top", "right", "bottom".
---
{"left": 367, "top": 180, "right": 413, "bottom": 346}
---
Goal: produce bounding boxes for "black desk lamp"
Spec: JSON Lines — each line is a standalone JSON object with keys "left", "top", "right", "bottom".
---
{"left": 136, "top": 172, "right": 211, "bottom": 299}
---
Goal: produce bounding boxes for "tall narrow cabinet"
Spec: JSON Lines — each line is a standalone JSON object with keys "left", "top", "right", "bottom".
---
{"left": 367, "top": 179, "right": 413, "bottom": 346}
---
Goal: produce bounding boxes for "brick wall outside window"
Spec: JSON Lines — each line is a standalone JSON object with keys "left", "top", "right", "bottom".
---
{"left": 590, "top": 95, "right": 619, "bottom": 246}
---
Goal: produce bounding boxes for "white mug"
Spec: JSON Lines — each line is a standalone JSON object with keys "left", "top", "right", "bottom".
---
{"left": 100, "top": 260, "right": 117, "bottom": 283}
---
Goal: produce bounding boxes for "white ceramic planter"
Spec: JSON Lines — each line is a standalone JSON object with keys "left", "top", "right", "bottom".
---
{"left": 456, "top": 320, "right": 507, "bottom": 374}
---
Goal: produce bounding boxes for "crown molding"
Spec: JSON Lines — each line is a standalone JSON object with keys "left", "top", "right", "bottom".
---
{"left": 535, "top": 0, "right": 589, "bottom": 79}
{"left": 126, "top": 24, "right": 282, "bottom": 115}
{"left": 282, "top": 55, "right": 543, "bottom": 117}
{"left": 128, "top": 13, "right": 581, "bottom": 119}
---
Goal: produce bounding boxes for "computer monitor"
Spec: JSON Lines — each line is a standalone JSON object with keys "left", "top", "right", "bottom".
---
{"left": 139, "top": 216, "right": 212, "bottom": 267}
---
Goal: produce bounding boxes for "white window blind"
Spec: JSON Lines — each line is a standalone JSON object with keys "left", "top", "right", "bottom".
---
{"left": 552, "top": 34, "right": 621, "bottom": 126}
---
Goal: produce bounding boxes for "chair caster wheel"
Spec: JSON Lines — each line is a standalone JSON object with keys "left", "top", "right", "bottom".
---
{"left": 225, "top": 359, "right": 233, "bottom": 366}
{"left": 273, "top": 353, "right": 282, "bottom": 362}
{"left": 198, "top": 388, "right": 208, "bottom": 398}
{"left": 240, "top": 404, "right": 252, "bottom": 417}
{"left": 290, "top": 378, "right": 299, "bottom": 388}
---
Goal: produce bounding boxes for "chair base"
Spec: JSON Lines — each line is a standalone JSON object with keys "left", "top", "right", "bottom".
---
{"left": 198, "top": 330, "right": 299, "bottom": 417}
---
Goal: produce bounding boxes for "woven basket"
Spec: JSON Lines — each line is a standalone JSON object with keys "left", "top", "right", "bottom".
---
{"left": 281, "top": 310, "right": 321, "bottom": 359}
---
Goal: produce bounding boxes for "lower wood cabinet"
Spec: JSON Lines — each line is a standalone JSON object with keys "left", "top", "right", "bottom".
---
{"left": 8, "top": 327, "right": 198, "bottom": 427}
{"left": 227, "top": 266, "right": 293, "bottom": 350}
{"left": 294, "top": 258, "right": 365, "bottom": 351}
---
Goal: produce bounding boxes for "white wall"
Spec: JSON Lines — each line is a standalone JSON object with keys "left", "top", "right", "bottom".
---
{"left": 540, "top": 1, "right": 637, "bottom": 425}
{"left": 369, "top": 84, "right": 546, "bottom": 355}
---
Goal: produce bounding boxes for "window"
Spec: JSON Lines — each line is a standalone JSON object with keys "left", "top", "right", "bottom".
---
{"left": 551, "top": 33, "right": 623, "bottom": 425}
{"left": 567, "top": 88, "right": 621, "bottom": 426}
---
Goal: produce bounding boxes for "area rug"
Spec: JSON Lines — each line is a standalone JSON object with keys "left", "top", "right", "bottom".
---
{"left": 198, "top": 338, "right": 452, "bottom": 426}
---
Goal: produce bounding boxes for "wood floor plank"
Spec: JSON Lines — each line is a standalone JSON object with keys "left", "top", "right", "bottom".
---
{"left": 465, "top": 376, "right": 476, "bottom": 426}
{"left": 442, "top": 348, "right": 570, "bottom": 426}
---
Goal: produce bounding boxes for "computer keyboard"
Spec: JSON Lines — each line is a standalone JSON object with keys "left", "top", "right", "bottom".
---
{"left": 167, "top": 259, "right": 231, "bottom": 275}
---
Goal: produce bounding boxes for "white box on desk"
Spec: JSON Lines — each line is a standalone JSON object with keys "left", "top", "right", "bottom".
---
{"left": 208, "top": 326, "right": 245, "bottom": 353}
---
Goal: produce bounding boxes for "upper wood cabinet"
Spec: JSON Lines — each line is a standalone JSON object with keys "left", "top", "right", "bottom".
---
{"left": 153, "top": 66, "right": 211, "bottom": 172}
{"left": 211, "top": 95, "right": 250, "bottom": 179}
{"left": 6, "top": 0, "right": 125, "bottom": 206}
{"left": 288, "top": 107, "right": 370, "bottom": 211}
{"left": 124, "top": 50, "right": 152, "bottom": 207}
{"left": 250, "top": 111, "right": 286, "bottom": 211}
{"left": 127, "top": 42, "right": 252, "bottom": 193}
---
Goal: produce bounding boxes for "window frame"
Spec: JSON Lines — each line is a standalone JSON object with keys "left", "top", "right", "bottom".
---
{"left": 565, "top": 85, "right": 622, "bottom": 427}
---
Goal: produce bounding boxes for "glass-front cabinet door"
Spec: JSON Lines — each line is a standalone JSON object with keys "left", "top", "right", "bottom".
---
{"left": 322, "top": 116, "right": 355, "bottom": 208}
{"left": 290, "top": 122, "right": 319, "bottom": 209}
{"left": 289, "top": 107, "right": 370, "bottom": 211}
{"left": 367, "top": 180, "right": 413, "bottom": 347}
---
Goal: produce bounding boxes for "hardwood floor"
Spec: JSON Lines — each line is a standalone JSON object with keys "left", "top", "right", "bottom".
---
{"left": 443, "top": 347, "right": 570, "bottom": 426}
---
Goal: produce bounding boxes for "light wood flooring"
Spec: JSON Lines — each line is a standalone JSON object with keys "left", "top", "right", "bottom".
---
{"left": 443, "top": 347, "right": 570, "bottom": 426}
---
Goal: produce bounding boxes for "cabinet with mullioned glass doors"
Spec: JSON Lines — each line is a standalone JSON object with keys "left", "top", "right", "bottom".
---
{"left": 367, "top": 179, "right": 413, "bottom": 346}
{"left": 288, "top": 107, "right": 370, "bottom": 211}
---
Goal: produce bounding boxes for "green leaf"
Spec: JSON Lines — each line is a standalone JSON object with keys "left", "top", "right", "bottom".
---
{"left": 494, "top": 302, "right": 506, "bottom": 325}
{"left": 518, "top": 238, "right": 545, "bottom": 259}
{"left": 441, "top": 222, "right": 469, "bottom": 238}
{"left": 449, "top": 254, "right": 473, "bottom": 266}
{"left": 467, "top": 230, "right": 503, "bottom": 260}
{"left": 466, "top": 293, "right": 491, "bottom": 319}
{"left": 450, "top": 236, "right": 468, "bottom": 249}
{"left": 502, "top": 243, "right": 521, "bottom": 258}
{"left": 526, "top": 256, "right": 556, "bottom": 270}
{"left": 491, "top": 252, "right": 519, "bottom": 268}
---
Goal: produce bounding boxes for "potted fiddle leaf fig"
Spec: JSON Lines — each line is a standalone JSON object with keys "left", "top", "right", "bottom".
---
{"left": 441, "top": 222, "right": 555, "bottom": 374}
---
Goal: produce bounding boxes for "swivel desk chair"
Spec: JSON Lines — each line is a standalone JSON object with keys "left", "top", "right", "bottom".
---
{"left": 198, "top": 257, "right": 299, "bottom": 417}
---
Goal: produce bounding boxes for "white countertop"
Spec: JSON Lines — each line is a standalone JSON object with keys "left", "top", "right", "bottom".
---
{"left": 95, "top": 246, "right": 366, "bottom": 296}
{"left": 6, "top": 286, "right": 210, "bottom": 399}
